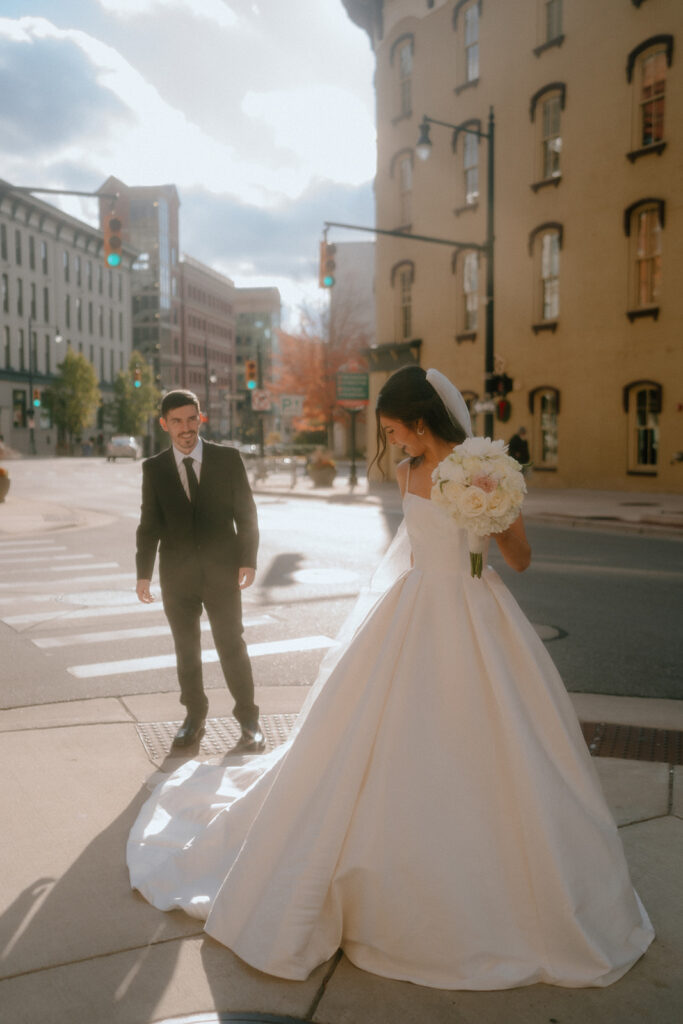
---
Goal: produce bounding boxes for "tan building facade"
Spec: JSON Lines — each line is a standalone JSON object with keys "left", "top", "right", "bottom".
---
{"left": 342, "top": 0, "right": 683, "bottom": 491}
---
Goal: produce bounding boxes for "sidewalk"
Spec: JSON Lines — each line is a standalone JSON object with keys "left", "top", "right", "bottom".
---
{"left": 1, "top": 684, "right": 682, "bottom": 1024}
{"left": 1, "top": 472, "right": 682, "bottom": 1022}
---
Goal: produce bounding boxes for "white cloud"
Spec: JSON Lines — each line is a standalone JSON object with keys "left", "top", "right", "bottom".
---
{"left": 97, "top": 0, "right": 239, "bottom": 29}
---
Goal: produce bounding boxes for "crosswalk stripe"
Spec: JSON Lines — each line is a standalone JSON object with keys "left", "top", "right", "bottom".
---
{"left": 0, "top": 572, "right": 135, "bottom": 590}
{"left": 0, "top": 539, "right": 65, "bottom": 549}
{"left": 33, "top": 614, "right": 276, "bottom": 648}
{"left": 68, "top": 635, "right": 335, "bottom": 678}
{"left": 2, "top": 562, "right": 120, "bottom": 575}
{"left": 2, "top": 601, "right": 163, "bottom": 625}
{"left": 0, "top": 553, "right": 95, "bottom": 565}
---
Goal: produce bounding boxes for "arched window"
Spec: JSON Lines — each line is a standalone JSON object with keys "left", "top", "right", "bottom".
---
{"left": 390, "top": 34, "right": 414, "bottom": 120}
{"left": 453, "top": 1, "right": 480, "bottom": 90}
{"left": 624, "top": 199, "right": 664, "bottom": 317}
{"left": 391, "top": 260, "right": 415, "bottom": 341}
{"left": 529, "top": 223, "right": 562, "bottom": 327}
{"left": 623, "top": 380, "right": 661, "bottom": 472}
{"left": 529, "top": 386, "right": 560, "bottom": 469}
{"left": 529, "top": 84, "right": 565, "bottom": 186}
{"left": 626, "top": 36, "right": 673, "bottom": 159}
{"left": 391, "top": 149, "right": 414, "bottom": 228}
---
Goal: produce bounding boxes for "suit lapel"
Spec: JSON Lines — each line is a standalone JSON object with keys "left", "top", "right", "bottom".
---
{"left": 159, "top": 447, "right": 191, "bottom": 507}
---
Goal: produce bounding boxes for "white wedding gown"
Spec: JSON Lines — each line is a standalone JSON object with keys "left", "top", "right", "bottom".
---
{"left": 127, "top": 488, "right": 654, "bottom": 990}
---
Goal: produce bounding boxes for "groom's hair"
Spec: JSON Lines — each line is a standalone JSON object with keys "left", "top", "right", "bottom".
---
{"left": 160, "top": 389, "right": 201, "bottom": 417}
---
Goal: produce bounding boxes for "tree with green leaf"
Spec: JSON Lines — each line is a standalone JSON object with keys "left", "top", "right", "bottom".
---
{"left": 109, "top": 351, "right": 160, "bottom": 436}
{"left": 43, "top": 349, "right": 101, "bottom": 454}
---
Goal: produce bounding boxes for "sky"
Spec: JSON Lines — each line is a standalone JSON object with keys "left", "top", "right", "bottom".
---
{"left": 0, "top": 0, "right": 376, "bottom": 325}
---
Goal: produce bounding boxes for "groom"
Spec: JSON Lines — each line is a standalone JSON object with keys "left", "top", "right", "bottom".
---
{"left": 135, "top": 389, "right": 264, "bottom": 752}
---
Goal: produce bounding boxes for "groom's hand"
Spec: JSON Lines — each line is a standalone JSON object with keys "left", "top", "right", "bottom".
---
{"left": 136, "top": 579, "right": 155, "bottom": 603}
{"left": 238, "top": 567, "right": 255, "bottom": 590}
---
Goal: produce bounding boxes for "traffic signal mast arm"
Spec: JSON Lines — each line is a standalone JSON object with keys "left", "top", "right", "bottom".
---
{"left": 322, "top": 221, "right": 488, "bottom": 254}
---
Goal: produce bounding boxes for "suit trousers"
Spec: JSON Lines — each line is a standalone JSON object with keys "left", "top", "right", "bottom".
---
{"left": 162, "top": 565, "right": 259, "bottom": 731}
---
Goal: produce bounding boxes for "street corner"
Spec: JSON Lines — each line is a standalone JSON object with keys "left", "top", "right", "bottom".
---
{"left": 0, "top": 496, "right": 114, "bottom": 535}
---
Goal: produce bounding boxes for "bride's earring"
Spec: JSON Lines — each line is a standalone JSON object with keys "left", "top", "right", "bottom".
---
{"left": 417, "top": 424, "right": 425, "bottom": 435}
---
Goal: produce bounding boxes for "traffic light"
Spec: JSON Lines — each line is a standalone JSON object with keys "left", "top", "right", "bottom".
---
{"left": 319, "top": 241, "right": 337, "bottom": 288}
{"left": 103, "top": 210, "right": 123, "bottom": 268}
{"left": 133, "top": 365, "right": 142, "bottom": 388}
{"left": 32, "top": 388, "right": 41, "bottom": 408}
{"left": 486, "top": 373, "right": 513, "bottom": 396}
{"left": 245, "top": 359, "right": 257, "bottom": 390}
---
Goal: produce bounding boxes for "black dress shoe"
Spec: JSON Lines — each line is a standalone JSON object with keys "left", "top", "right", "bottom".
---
{"left": 172, "top": 715, "right": 206, "bottom": 748}
{"left": 229, "top": 725, "right": 266, "bottom": 754}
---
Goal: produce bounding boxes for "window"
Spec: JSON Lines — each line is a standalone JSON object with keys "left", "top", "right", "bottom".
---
{"left": 29, "top": 235, "right": 35, "bottom": 270}
{"left": 65, "top": 294, "right": 71, "bottom": 329}
{"left": 464, "top": 3, "right": 479, "bottom": 82}
{"left": 398, "top": 154, "right": 413, "bottom": 226}
{"left": 625, "top": 382, "right": 660, "bottom": 472}
{"left": 88, "top": 301, "right": 93, "bottom": 333}
{"left": 75, "top": 255, "right": 81, "bottom": 287}
{"left": 0, "top": 223, "right": 6, "bottom": 261}
{"left": 541, "top": 233, "right": 560, "bottom": 320}
{"left": 529, "top": 84, "right": 565, "bottom": 187}
{"left": 15, "top": 229, "right": 22, "bottom": 265}
{"left": 1, "top": 273, "right": 8, "bottom": 314}
{"left": 87, "top": 259, "right": 93, "bottom": 291}
{"left": 17, "top": 277, "right": 23, "bottom": 317}
{"left": 545, "top": 0, "right": 562, "bottom": 43}
{"left": 76, "top": 297, "right": 82, "bottom": 331}
{"left": 624, "top": 200, "right": 663, "bottom": 315}
{"left": 397, "top": 39, "right": 413, "bottom": 119}
{"left": 18, "top": 328, "right": 25, "bottom": 371}
{"left": 626, "top": 36, "right": 673, "bottom": 159}
{"left": 639, "top": 48, "right": 666, "bottom": 147}
{"left": 4, "top": 326, "right": 10, "bottom": 369}
{"left": 43, "top": 286, "right": 49, "bottom": 322}
{"left": 30, "top": 282, "right": 37, "bottom": 319}
{"left": 109, "top": 309, "right": 114, "bottom": 339}
{"left": 542, "top": 95, "right": 562, "bottom": 178}
{"left": 463, "top": 132, "right": 479, "bottom": 205}
{"left": 463, "top": 252, "right": 478, "bottom": 331}
{"left": 41, "top": 241, "right": 48, "bottom": 274}
{"left": 45, "top": 334, "right": 51, "bottom": 375}
{"left": 635, "top": 207, "right": 661, "bottom": 307}
{"left": 99, "top": 305, "right": 104, "bottom": 336}
{"left": 391, "top": 261, "right": 415, "bottom": 341}
{"left": 530, "top": 386, "right": 559, "bottom": 468}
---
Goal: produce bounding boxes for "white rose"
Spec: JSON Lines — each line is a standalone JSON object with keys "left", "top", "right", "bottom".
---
{"left": 460, "top": 487, "right": 488, "bottom": 517}
{"left": 486, "top": 490, "right": 513, "bottom": 519}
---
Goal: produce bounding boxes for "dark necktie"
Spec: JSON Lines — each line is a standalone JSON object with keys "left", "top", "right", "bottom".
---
{"left": 182, "top": 457, "right": 199, "bottom": 503}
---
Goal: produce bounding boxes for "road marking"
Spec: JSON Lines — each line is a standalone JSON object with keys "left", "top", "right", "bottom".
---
{"left": 68, "top": 635, "right": 335, "bottom": 678}
{"left": 0, "top": 572, "right": 135, "bottom": 590}
{"left": 2, "top": 601, "right": 165, "bottom": 626}
{"left": 0, "top": 539, "right": 65, "bottom": 549}
{"left": 1, "top": 562, "right": 120, "bottom": 575}
{"left": 33, "top": 614, "right": 276, "bottom": 648}
{"left": 0, "top": 553, "right": 95, "bottom": 565}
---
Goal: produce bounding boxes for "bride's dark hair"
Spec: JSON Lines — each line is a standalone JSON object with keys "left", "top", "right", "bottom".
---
{"left": 369, "top": 365, "right": 467, "bottom": 477}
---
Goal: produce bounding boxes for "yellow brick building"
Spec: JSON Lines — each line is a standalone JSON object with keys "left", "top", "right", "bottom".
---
{"left": 342, "top": 0, "right": 682, "bottom": 491}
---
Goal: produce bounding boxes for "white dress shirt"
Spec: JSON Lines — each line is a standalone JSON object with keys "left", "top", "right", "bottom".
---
{"left": 173, "top": 437, "right": 203, "bottom": 500}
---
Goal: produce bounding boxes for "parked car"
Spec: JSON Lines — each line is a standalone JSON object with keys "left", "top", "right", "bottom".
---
{"left": 106, "top": 435, "right": 142, "bottom": 461}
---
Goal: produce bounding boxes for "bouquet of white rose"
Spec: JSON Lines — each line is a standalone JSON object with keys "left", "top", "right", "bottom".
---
{"left": 431, "top": 437, "right": 527, "bottom": 578}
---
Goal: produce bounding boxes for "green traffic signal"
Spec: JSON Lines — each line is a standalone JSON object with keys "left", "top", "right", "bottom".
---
{"left": 107, "top": 252, "right": 122, "bottom": 268}
{"left": 323, "top": 274, "right": 335, "bottom": 287}
{"left": 247, "top": 379, "right": 257, "bottom": 390}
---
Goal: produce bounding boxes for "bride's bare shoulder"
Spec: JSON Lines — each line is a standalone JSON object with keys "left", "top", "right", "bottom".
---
{"left": 395, "top": 459, "right": 411, "bottom": 495}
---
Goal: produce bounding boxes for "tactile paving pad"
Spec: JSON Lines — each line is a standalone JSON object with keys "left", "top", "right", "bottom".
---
{"left": 136, "top": 714, "right": 298, "bottom": 765}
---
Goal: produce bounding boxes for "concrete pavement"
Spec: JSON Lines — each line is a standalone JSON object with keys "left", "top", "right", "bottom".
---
{"left": 1, "top": 464, "right": 682, "bottom": 1022}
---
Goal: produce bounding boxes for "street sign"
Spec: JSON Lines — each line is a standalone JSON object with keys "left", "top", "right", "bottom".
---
{"left": 250, "top": 388, "right": 271, "bottom": 411}
{"left": 280, "top": 394, "right": 304, "bottom": 417}
{"left": 336, "top": 360, "right": 369, "bottom": 409}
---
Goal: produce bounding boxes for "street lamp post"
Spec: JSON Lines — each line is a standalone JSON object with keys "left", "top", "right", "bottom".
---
{"left": 26, "top": 316, "right": 63, "bottom": 454}
{"left": 203, "top": 341, "right": 217, "bottom": 439}
{"left": 416, "top": 108, "right": 496, "bottom": 438}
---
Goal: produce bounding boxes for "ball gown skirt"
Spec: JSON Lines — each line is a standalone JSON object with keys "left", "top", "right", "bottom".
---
{"left": 127, "top": 492, "right": 654, "bottom": 990}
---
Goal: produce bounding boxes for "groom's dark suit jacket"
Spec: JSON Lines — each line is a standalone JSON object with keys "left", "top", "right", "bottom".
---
{"left": 135, "top": 441, "right": 259, "bottom": 589}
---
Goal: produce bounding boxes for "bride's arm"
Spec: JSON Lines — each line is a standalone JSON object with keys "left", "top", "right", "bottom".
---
{"left": 494, "top": 514, "right": 531, "bottom": 572}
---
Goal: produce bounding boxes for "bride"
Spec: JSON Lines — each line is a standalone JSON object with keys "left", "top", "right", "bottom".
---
{"left": 128, "top": 365, "right": 653, "bottom": 990}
